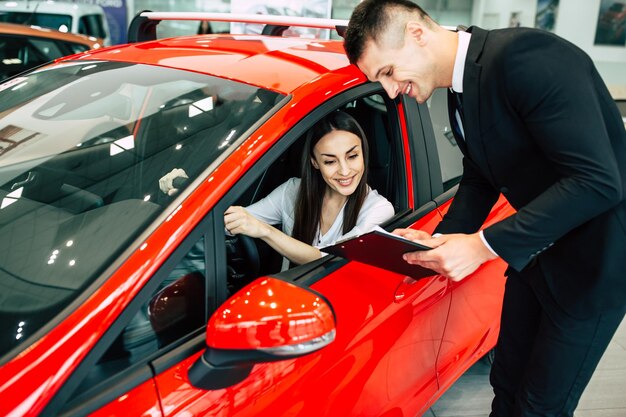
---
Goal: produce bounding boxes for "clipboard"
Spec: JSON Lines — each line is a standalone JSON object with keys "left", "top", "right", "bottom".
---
{"left": 321, "top": 229, "right": 438, "bottom": 279}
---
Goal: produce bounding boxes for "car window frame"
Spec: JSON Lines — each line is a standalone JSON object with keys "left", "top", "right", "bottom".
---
{"left": 400, "top": 95, "right": 442, "bottom": 205}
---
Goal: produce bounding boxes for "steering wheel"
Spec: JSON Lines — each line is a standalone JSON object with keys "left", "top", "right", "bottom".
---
{"left": 225, "top": 234, "right": 260, "bottom": 295}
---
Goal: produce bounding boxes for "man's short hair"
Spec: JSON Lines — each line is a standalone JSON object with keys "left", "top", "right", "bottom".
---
{"left": 344, "top": 0, "right": 430, "bottom": 65}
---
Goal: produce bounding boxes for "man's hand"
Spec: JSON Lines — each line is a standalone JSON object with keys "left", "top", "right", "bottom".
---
{"left": 159, "top": 168, "right": 188, "bottom": 195}
{"left": 403, "top": 233, "right": 498, "bottom": 282}
{"left": 224, "top": 206, "right": 269, "bottom": 238}
{"left": 392, "top": 228, "right": 433, "bottom": 242}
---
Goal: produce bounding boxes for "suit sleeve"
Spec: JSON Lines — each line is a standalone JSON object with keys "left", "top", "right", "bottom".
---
{"left": 482, "top": 34, "right": 623, "bottom": 271}
{"left": 434, "top": 156, "right": 500, "bottom": 235}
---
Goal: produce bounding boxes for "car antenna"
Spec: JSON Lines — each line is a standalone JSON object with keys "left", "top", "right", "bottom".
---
{"left": 24, "top": 1, "right": 41, "bottom": 26}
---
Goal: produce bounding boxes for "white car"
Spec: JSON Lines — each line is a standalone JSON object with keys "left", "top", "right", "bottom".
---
{"left": 0, "top": 0, "right": 110, "bottom": 45}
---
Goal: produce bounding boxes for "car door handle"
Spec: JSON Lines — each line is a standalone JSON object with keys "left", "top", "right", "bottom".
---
{"left": 394, "top": 275, "right": 448, "bottom": 306}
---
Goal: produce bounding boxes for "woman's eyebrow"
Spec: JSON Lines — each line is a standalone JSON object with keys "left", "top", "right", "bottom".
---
{"left": 321, "top": 145, "right": 359, "bottom": 158}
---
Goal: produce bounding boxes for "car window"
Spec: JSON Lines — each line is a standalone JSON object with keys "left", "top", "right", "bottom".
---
{"left": 128, "top": 238, "right": 207, "bottom": 354}
{"left": 0, "top": 12, "right": 73, "bottom": 33}
{"left": 0, "top": 35, "right": 52, "bottom": 79}
{"left": 0, "top": 61, "right": 284, "bottom": 360}
{"left": 68, "top": 235, "right": 208, "bottom": 400}
{"left": 28, "top": 37, "right": 64, "bottom": 59}
{"left": 63, "top": 41, "right": 92, "bottom": 55}
{"left": 226, "top": 90, "right": 406, "bottom": 281}
{"left": 426, "top": 88, "right": 463, "bottom": 191}
{"left": 58, "top": 228, "right": 211, "bottom": 413}
{"left": 79, "top": 14, "right": 105, "bottom": 39}
{"left": 238, "top": 93, "right": 401, "bottom": 208}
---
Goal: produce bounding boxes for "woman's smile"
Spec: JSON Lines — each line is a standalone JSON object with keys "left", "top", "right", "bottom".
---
{"left": 336, "top": 176, "right": 355, "bottom": 187}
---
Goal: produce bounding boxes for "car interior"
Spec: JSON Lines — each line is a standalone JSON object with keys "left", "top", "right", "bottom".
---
{"left": 228, "top": 92, "right": 404, "bottom": 282}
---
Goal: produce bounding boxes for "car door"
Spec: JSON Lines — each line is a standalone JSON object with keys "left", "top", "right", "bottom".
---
{"left": 150, "top": 84, "right": 451, "bottom": 417}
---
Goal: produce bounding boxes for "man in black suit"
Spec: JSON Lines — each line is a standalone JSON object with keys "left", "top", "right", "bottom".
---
{"left": 344, "top": 1, "right": 626, "bottom": 416}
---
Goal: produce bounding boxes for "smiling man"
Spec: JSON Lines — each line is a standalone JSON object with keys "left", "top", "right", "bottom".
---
{"left": 344, "top": 1, "right": 626, "bottom": 416}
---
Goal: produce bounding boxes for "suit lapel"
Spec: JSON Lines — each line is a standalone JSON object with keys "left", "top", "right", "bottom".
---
{"left": 462, "top": 27, "right": 489, "bottom": 170}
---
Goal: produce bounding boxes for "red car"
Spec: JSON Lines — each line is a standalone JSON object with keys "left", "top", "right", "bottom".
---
{"left": 0, "top": 13, "right": 513, "bottom": 417}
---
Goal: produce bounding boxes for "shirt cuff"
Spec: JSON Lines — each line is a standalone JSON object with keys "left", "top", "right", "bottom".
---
{"left": 479, "top": 230, "right": 499, "bottom": 257}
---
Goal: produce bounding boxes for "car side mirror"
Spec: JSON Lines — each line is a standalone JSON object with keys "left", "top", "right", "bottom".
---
{"left": 189, "top": 277, "right": 336, "bottom": 390}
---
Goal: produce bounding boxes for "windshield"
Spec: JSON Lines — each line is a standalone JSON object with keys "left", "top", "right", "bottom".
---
{"left": 0, "top": 11, "right": 73, "bottom": 33}
{"left": 0, "top": 60, "right": 283, "bottom": 358}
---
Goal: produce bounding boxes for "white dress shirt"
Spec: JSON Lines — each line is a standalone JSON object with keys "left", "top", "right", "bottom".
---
{"left": 246, "top": 177, "right": 395, "bottom": 248}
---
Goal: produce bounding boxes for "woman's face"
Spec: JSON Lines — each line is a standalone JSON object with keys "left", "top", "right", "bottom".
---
{"left": 311, "top": 129, "right": 365, "bottom": 198}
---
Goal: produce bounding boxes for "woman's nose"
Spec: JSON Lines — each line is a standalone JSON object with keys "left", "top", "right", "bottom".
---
{"left": 338, "top": 160, "right": 351, "bottom": 175}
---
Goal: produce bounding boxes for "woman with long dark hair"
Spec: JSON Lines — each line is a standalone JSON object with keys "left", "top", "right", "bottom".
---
{"left": 224, "top": 110, "right": 394, "bottom": 266}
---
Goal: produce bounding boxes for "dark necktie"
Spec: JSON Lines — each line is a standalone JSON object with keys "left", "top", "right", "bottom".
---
{"left": 448, "top": 89, "right": 465, "bottom": 143}
{"left": 454, "top": 92, "right": 465, "bottom": 124}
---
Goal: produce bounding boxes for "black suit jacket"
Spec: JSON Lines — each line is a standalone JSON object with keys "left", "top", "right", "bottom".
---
{"left": 435, "top": 27, "right": 626, "bottom": 317}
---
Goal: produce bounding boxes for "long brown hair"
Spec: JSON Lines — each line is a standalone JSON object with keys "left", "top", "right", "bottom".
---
{"left": 292, "top": 110, "right": 370, "bottom": 245}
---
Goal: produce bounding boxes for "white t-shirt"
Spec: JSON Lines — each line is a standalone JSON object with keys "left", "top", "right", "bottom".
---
{"left": 246, "top": 177, "right": 395, "bottom": 248}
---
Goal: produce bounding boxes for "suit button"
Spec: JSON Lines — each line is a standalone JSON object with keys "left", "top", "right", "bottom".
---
{"left": 500, "top": 186, "right": 509, "bottom": 194}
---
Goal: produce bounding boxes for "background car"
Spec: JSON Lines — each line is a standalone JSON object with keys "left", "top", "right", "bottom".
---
{"left": 0, "top": 0, "right": 110, "bottom": 45}
{"left": 0, "top": 21, "right": 100, "bottom": 80}
{"left": 0, "top": 13, "right": 514, "bottom": 417}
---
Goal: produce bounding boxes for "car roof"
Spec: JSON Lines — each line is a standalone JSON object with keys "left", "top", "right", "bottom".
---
{"left": 0, "top": 0, "right": 104, "bottom": 15}
{"left": 78, "top": 34, "right": 364, "bottom": 94}
{"left": 0, "top": 21, "right": 101, "bottom": 47}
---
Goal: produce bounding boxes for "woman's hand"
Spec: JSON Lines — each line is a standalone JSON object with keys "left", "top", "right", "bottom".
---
{"left": 224, "top": 206, "right": 269, "bottom": 238}
{"left": 225, "top": 206, "right": 322, "bottom": 265}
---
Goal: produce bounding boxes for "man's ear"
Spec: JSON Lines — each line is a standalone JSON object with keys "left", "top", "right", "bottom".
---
{"left": 406, "top": 21, "right": 426, "bottom": 45}
{"left": 311, "top": 157, "right": 320, "bottom": 170}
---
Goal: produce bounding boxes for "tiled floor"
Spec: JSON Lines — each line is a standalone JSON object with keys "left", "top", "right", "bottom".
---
{"left": 426, "top": 316, "right": 626, "bottom": 417}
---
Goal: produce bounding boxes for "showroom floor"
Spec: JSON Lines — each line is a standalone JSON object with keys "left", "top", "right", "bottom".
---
{"left": 426, "top": 316, "right": 626, "bottom": 417}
